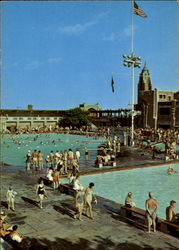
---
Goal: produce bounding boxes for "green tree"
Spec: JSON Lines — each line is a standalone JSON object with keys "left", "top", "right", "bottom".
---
{"left": 59, "top": 108, "right": 91, "bottom": 129}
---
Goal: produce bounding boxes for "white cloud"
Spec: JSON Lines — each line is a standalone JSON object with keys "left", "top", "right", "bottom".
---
{"left": 102, "top": 32, "right": 118, "bottom": 41}
{"left": 24, "top": 60, "right": 41, "bottom": 70}
{"left": 47, "top": 57, "right": 62, "bottom": 64}
{"left": 58, "top": 11, "right": 110, "bottom": 35}
{"left": 123, "top": 25, "right": 138, "bottom": 37}
{"left": 124, "top": 25, "right": 132, "bottom": 37}
{"left": 24, "top": 57, "right": 63, "bottom": 70}
{"left": 58, "top": 22, "right": 94, "bottom": 34}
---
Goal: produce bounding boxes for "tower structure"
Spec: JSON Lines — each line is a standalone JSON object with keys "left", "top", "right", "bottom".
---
{"left": 137, "top": 64, "right": 179, "bottom": 129}
{"left": 138, "top": 63, "right": 152, "bottom": 105}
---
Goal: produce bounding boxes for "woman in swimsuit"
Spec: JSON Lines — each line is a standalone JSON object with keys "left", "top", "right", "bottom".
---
{"left": 85, "top": 182, "right": 97, "bottom": 219}
{"left": 36, "top": 179, "right": 47, "bottom": 209}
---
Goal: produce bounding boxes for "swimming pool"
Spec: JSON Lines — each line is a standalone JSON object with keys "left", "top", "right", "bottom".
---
{"left": 79, "top": 164, "right": 179, "bottom": 219}
{"left": 1, "top": 133, "right": 105, "bottom": 167}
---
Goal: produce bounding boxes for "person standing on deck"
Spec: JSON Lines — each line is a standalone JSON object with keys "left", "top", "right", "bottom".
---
{"left": 49, "top": 151, "right": 55, "bottom": 169}
{"left": 25, "top": 150, "right": 31, "bottom": 171}
{"left": 84, "top": 182, "right": 97, "bottom": 220}
{"left": 36, "top": 179, "right": 47, "bottom": 209}
{"left": 145, "top": 192, "right": 158, "bottom": 233}
{"left": 38, "top": 151, "right": 44, "bottom": 171}
{"left": 7, "top": 187, "right": 17, "bottom": 211}
{"left": 75, "top": 149, "right": 81, "bottom": 164}
{"left": 32, "top": 150, "right": 38, "bottom": 171}
{"left": 68, "top": 149, "right": 74, "bottom": 165}
{"left": 63, "top": 150, "right": 68, "bottom": 174}
{"left": 74, "top": 189, "right": 85, "bottom": 221}
{"left": 84, "top": 148, "right": 89, "bottom": 160}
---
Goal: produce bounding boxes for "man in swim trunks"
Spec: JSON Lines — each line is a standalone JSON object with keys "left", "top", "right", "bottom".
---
{"left": 38, "top": 151, "right": 44, "bottom": 171}
{"left": 32, "top": 149, "right": 38, "bottom": 171}
{"left": 145, "top": 192, "right": 158, "bottom": 233}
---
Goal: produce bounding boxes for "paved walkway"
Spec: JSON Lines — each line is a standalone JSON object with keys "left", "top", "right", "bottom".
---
{"left": 1, "top": 146, "right": 179, "bottom": 250}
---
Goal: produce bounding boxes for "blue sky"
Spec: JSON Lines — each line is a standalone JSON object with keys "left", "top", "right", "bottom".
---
{"left": 2, "top": 1, "right": 179, "bottom": 110}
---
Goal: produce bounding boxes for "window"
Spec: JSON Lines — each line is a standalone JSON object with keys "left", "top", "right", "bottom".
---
{"left": 159, "top": 94, "right": 166, "bottom": 99}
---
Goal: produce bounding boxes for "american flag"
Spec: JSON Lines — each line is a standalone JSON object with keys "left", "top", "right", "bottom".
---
{"left": 133, "top": 1, "right": 147, "bottom": 18}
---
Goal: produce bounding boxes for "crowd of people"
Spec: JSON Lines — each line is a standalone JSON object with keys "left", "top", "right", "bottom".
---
{"left": 0, "top": 177, "right": 98, "bottom": 248}
{"left": 1, "top": 126, "right": 179, "bottom": 247}
{"left": 134, "top": 128, "right": 179, "bottom": 160}
{"left": 26, "top": 148, "right": 83, "bottom": 174}
{"left": 0, "top": 210, "right": 31, "bottom": 249}
{"left": 2, "top": 183, "right": 178, "bottom": 249}
{"left": 3, "top": 125, "right": 110, "bottom": 139}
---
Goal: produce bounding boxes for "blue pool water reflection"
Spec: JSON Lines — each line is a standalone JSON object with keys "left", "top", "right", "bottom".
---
{"left": 1, "top": 133, "right": 105, "bottom": 166}
{"left": 79, "top": 164, "right": 179, "bottom": 219}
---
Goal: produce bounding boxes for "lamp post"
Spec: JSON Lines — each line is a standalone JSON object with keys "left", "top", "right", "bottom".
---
{"left": 123, "top": 52, "right": 142, "bottom": 146}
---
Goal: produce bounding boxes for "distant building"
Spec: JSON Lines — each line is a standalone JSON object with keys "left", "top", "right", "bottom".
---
{"left": 0, "top": 105, "right": 65, "bottom": 132}
{"left": 1, "top": 71, "right": 178, "bottom": 133}
{"left": 137, "top": 64, "right": 179, "bottom": 129}
{"left": 79, "top": 103, "right": 102, "bottom": 112}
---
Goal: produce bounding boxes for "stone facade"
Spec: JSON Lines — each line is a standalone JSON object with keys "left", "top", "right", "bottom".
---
{"left": 137, "top": 64, "right": 179, "bottom": 129}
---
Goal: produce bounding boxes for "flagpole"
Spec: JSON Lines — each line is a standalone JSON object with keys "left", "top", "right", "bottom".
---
{"left": 131, "top": 0, "right": 135, "bottom": 146}
{"left": 122, "top": 0, "right": 143, "bottom": 146}
{"left": 131, "top": 0, "right": 134, "bottom": 53}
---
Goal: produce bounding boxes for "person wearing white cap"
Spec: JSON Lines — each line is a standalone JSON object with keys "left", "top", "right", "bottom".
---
{"left": 6, "top": 187, "right": 17, "bottom": 211}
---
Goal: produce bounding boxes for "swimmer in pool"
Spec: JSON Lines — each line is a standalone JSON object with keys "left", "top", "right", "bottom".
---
{"left": 167, "top": 166, "right": 177, "bottom": 175}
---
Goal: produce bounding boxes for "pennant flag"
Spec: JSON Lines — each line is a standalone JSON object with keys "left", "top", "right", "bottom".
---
{"left": 111, "top": 77, "right": 114, "bottom": 93}
{"left": 133, "top": 1, "right": 147, "bottom": 18}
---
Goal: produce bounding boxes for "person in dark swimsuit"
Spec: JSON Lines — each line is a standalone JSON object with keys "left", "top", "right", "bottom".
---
{"left": 84, "top": 148, "right": 89, "bottom": 160}
{"left": 36, "top": 179, "right": 47, "bottom": 209}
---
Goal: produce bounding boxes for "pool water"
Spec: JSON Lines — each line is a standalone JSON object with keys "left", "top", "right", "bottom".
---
{"left": 0, "top": 133, "right": 105, "bottom": 167}
{"left": 79, "top": 164, "right": 179, "bottom": 219}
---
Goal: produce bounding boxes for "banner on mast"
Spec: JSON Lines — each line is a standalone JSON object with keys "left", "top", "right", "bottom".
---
{"left": 133, "top": 1, "right": 147, "bottom": 18}
{"left": 111, "top": 77, "right": 115, "bottom": 93}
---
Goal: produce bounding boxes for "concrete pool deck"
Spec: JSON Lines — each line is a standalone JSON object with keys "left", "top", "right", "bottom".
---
{"left": 78, "top": 145, "right": 179, "bottom": 174}
{"left": 1, "top": 145, "right": 179, "bottom": 249}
